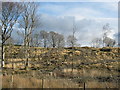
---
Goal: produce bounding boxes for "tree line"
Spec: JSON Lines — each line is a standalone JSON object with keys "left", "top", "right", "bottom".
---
{"left": 16, "top": 30, "right": 79, "bottom": 48}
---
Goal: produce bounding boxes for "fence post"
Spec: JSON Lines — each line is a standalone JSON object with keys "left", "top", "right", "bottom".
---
{"left": 84, "top": 82, "right": 85, "bottom": 90}
{"left": 42, "top": 78, "right": 44, "bottom": 89}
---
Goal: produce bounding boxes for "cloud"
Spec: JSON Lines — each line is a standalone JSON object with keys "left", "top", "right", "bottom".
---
{"left": 10, "top": 2, "right": 118, "bottom": 46}
{"left": 39, "top": 2, "right": 118, "bottom": 20}
{"left": 40, "top": 14, "right": 74, "bottom": 34}
{"left": 105, "top": 3, "right": 118, "bottom": 12}
{"left": 38, "top": 14, "right": 118, "bottom": 46}
{"left": 61, "top": 7, "right": 104, "bottom": 20}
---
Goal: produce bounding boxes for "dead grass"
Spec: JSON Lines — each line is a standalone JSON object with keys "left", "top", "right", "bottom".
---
{"left": 3, "top": 46, "right": 120, "bottom": 88}
{"left": 2, "top": 75, "right": 46, "bottom": 88}
{"left": 86, "top": 81, "right": 118, "bottom": 88}
{"left": 2, "top": 75, "right": 80, "bottom": 88}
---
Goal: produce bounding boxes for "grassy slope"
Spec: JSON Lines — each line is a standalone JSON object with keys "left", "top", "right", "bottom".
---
{"left": 2, "top": 46, "right": 120, "bottom": 88}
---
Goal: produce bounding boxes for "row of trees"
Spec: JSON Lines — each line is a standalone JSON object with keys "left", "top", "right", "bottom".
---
{"left": 31, "top": 31, "right": 65, "bottom": 48}
{"left": 22, "top": 30, "right": 78, "bottom": 48}
{"left": 17, "top": 24, "right": 116, "bottom": 48}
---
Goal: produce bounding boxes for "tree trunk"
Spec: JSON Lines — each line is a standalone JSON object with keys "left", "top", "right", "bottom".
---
{"left": 25, "top": 58, "right": 29, "bottom": 70}
{"left": 44, "top": 40, "right": 46, "bottom": 48}
{"left": 1, "top": 42, "right": 5, "bottom": 68}
{"left": 25, "top": 43, "right": 29, "bottom": 70}
{"left": 53, "top": 43, "right": 56, "bottom": 48}
{"left": 24, "top": 29, "right": 30, "bottom": 70}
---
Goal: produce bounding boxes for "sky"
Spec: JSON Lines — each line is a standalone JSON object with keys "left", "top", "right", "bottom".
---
{"left": 38, "top": 2, "right": 118, "bottom": 46}
{"left": 12, "top": 1, "right": 118, "bottom": 46}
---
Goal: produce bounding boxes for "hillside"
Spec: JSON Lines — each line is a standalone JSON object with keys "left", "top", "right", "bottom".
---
{"left": 4, "top": 46, "right": 119, "bottom": 70}
{"left": 2, "top": 46, "right": 120, "bottom": 88}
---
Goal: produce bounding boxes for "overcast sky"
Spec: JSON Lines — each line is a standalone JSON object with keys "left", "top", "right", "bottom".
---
{"left": 12, "top": 1, "right": 118, "bottom": 46}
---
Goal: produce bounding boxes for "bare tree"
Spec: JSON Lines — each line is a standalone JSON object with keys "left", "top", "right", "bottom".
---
{"left": 18, "top": 2, "right": 39, "bottom": 70}
{"left": 67, "top": 19, "right": 77, "bottom": 77}
{"left": 56, "top": 34, "right": 65, "bottom": 48}
{"left": 102, "top": 23, "right": 111, "bottom": 47}
{"left": 31, "top": 33, "right": 41, "bottom": 47}
{"left": 103, "top": 37, "right": 116, "bottom": 47}
{"left": 40, "top": 30, "right": 48, "bottom": 48}
{"left": 19, "top": 2, "right": 39, "bottom": 46}
{"left": 5, "top": 37, "right": 15, "bottom": 45}
{"left": 72, "top": 18, "right": 77, "bottom": 47}
{"left": 48, "top": 31, "right": 58, "bottom": 48}
{"left": 67, "top": 18, "right": 77, "bottom": 47}
{"left": 91, "top": 37, "right": 102, "bottom": 48}
{"left": 0, "top": 2, "right": 22, "bottom": 68}
{"left": 48, "top": 31, "right": 65, "bottom": 48}
{"left": 67, "top": 35, "right": 77, "bottom": 47}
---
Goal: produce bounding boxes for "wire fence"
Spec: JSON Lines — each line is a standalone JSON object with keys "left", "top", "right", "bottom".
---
{"left": 1, "top": 45, "right": 120, "bottom": 88}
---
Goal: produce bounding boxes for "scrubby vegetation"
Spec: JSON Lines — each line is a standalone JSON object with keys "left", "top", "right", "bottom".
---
{"left": 2, "top": 46, "right": 120, "bottom": 88}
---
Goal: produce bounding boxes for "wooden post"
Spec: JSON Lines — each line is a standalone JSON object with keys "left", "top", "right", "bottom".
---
{"left": 11, "top": 71, "right": 14, "bottom": 88}
{"left": 42, "top": 78, "right": 44, "bottom": 89}
{"left": 84, "top": 82, "right": 85, "bottom": 90}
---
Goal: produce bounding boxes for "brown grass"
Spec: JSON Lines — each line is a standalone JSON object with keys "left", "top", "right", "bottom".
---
{"left": 86, "top": 81, "right": 118, "bottom": 88}
{"left": 2, "top": 75, "right": 80, "bottom": 88}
